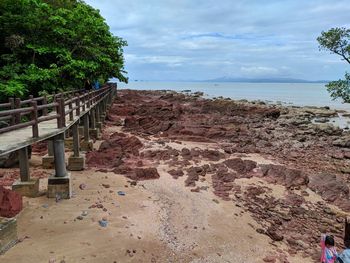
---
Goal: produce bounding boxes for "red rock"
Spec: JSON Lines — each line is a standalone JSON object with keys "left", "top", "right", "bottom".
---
{"left": 201, "top": 149, "right": 225, "bottom": 161}
{"left": 190, "top": 187, "right": 200, "bottom": 192}
{"left": 127, "top": 168, "right": 160, "bottom": 181}
{"left": 184, "top": 166, "right": 208, "bottom": 187}
{"left": 86, "top": 133, "right": 143, "bottom": 168}
{"left": 309, "top": 173, "right": 350, "bottom": 211}
{"left": 263, "top": 256, "right": 277, "bottom": 262}
{"left": 223, "top": 158, "right": 257, "bottom": 175}
{"left": 0, "top": 186, "right": 23, "bottom": 217}
{"left": 259, "top": 164, "right": 309, "bottom": 188}
{"left": 168, "top": 169, "right": 184, "bottom": 179}
{"left": 266, "top": 226, "right": 284, "bottom": 241}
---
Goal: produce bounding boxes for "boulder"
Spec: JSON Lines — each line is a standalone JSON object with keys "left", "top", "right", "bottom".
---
{"left": 127, "top": 167, "right": 160, "bottom": 181}
{"left": 168, "top": 169, "right": 184, "bottom": 179}
{"left": 0, "top": 186, "right": 23, "bottom": 218}
{"left": 259, "top": 164, "right": 309, "bottom": 188}
{"left": 309, "top": 174, "right": 349, "bottom": 203}
{"left": 223, "top": 158, "right": 257, "bottom": 176}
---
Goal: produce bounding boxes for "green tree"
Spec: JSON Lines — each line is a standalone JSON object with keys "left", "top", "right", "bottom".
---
{"left": 0, "top": 0, "right": 127, "bottom": 101}
{"left": 317, "top": 27, "right": 350, "bottom": 103}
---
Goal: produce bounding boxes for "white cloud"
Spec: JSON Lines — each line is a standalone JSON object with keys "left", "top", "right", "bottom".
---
{"left": 85, "top": 0, "right": 350, "bottom": 81}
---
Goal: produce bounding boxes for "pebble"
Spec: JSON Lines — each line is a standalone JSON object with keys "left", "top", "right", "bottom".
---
{"left": 76, "top": 216, "right": 84, "bottom": 220}
{"left": 263, "top": 256, "right": 276, "bottom": 262}
{"left": 99, "top": 219, "right": 108, "bottom": 227}
{"left": 212, "top": 199, "right": 219, "bottom": 204}
{"left": 82, "top": 211, "right": 88, "bottom": 216}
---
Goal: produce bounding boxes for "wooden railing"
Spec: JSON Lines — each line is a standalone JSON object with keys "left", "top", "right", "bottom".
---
{"left": 0, "top": 85, "right": 115, "bottom": 138}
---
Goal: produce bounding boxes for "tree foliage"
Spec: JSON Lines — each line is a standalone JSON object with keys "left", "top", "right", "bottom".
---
{"left": 317, "top": 27, "right": 350, "bottom": 103}
{"left": 0, "top": 0, "right": 127, "bottom": 101}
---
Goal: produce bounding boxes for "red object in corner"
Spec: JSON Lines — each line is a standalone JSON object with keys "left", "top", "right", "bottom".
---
{"left": 0, "top": 186, "right": 23, "bottom": 218}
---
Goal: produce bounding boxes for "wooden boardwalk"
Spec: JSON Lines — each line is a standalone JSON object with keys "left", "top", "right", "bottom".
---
{"left": 0, "top": 86, "right": 115, "bottom": 156}
{"left": 1, "top": 106, "right": 82, "bottom": 156}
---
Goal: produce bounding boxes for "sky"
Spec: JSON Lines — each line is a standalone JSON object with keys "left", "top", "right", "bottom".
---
{"left": 85, "top": 0, "right": 350, "bottom": 81}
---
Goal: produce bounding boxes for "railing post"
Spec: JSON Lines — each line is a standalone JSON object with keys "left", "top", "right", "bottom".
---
{"left": 76, "top": 93, "right": 80, "bottom": 116}
{"left": 90, "top": 109, "right": 96, "bottom": 129}
{"left": 96, "top": 104, "right": 100, "bottom": 123}
{"left": 31, "top": 100, "right": 39, "bottom": 138}
{"left": 15, "top": 98, "right": 21, "bottom": 124}
{"left": 18, "top": 147, "right": 30, "bottom": 182}
{"left": 60, "top": 97, "right": 66, "bottom": 127}
{"left": 82, "top": 92, "right": 86, "bottom": 112}
{"left": 69, "top": 97, "right": 73, "bottom": 121}
{"left": 86, "top": 91, "right": 91, "bottom": 108}
{"left": 83, "top": 114, "right": 90, "bottom": 142}
{"left": 9, "top": 98, "right": 15, "bottom": 125}
{"left": 55, "top": 95, "right": 61, "bottom": 128}
{"left": 42, "top": 96, "right": 48, "bottom": 116}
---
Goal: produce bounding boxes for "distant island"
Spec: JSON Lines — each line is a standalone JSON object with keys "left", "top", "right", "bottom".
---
{"left": 118, "top": 77, "right": 329, "bottom": 83}
{"left": 206, "top": 77, "right": 329, "bottom": 83}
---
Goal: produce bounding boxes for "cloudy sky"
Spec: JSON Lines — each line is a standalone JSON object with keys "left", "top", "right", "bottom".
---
{"left": 85, "top": 0, "right": 350, "bottom": 81}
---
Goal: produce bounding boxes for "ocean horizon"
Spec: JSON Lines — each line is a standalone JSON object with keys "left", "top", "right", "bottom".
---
{"left": 116, "top": 81, "right": 349, "bottom": 111}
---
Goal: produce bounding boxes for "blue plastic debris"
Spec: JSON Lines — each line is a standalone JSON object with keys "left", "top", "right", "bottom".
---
{"left": 99, "top": 219, "right": 108, "bottom": 227}
{"left": 117, "top": 191, "right": 126, "bottom": 196}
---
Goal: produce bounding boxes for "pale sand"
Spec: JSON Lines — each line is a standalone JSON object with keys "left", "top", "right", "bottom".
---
{"left": 0, "top": 128, "right": 310, "bottom": 263}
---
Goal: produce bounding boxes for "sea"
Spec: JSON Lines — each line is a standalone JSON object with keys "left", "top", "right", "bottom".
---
{"left": 117, "top": 81, "right": 350, "bottom": 111}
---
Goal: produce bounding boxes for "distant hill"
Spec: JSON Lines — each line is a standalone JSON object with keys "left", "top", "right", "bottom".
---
{"left": 206, "top": 77, "right": 329, "bottom": 83}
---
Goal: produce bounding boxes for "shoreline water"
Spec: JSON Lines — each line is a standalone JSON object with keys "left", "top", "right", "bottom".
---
{"left": 116, "top": 83, "right": 350, "bottom": 129}
{"left": 116, "top": 81, "right": 350, "bottom": 111}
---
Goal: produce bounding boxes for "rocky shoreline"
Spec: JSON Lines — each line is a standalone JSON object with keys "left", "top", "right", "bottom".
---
{"left": 89, "top": 89, "right": 350, "bottom": 261}
{"left": 2, "top": 88, "right": 350, "bottom": 262}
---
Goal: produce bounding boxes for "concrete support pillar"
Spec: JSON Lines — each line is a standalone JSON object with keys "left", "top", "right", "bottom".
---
{"left": 100, "top": 101, "right": 106, "bottom": 122}
{"left": 47, "top": 133, "right": 71, "bottom": 199}
{"left": 72, "top": 123, "right": 80, "bottom": 158}
{"left": 89, "top": 109, "right": 100, "bottom": 139}
{"left": 19, "top": 147, "right": 30, "bottom": 182}
{"left": 78, "top": 122, "right": 84, "bottom": 136}
{"left": 96, "top": 105, "right": 101, "bottom": 123}
{"left": 48, "top": 141, "right": 54, "bottom": 156}
{"left": 53, "top": 134, "right": 67, "bottom": 178}
{"left": 96, "top": 105, "right": 102, "bottom": 130}
{"left": 83, "top": 114, "right": 90, "bottom": 142}
{"left": 81, "top": 114, "right": 93, "bottom": 151}
{"left": 65, "top": 129, "right": 70, "bottom": 138}
{"left": 12, "top": 146, "right": 39, "bottom": 197}
{"left": 68, "top": 122, "right": 85, "bottom": 171}
{"left": 64, "top": 128, "right": 74, "bottom": 150}
{"left": 42, "top": 140, "right": 54, "bottom": 169}
{"left": 90, "top": 109, "right": 96, "bottom": 129}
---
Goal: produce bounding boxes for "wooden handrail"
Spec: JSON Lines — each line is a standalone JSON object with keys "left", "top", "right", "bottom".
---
{"left": 0, "top": 106, "right": 33, "bottom": 117}
{"left": 0, "top": 84, "right": 116, "bottom": 138}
